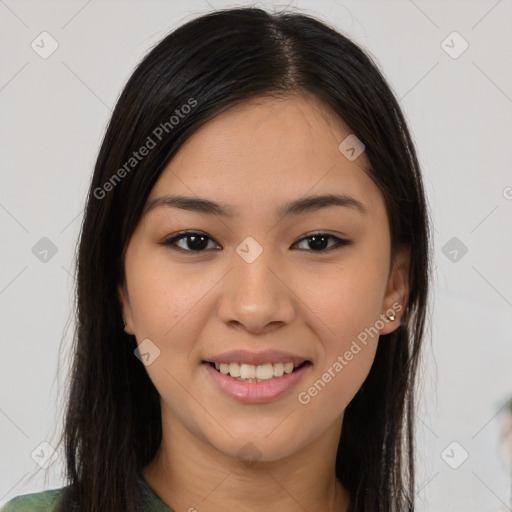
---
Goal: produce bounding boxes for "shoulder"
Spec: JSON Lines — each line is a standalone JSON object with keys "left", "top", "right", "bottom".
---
{"left": 1, "top": 487, "right": 67, "bottom": 512}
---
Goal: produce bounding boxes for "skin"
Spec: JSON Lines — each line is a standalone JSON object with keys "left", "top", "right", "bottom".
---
{"left": 118, "top": 92, "right": 410, "bottom": 512}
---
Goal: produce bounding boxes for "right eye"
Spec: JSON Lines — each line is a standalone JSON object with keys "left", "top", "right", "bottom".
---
{"left": 160, "top": 231, "right": 221, "bottom": 252}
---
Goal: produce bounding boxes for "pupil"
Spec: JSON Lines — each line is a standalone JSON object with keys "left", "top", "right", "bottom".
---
{"left": 186, "top": 235, "right": 328, "bottom": 251}
{"left": 309, "top": 235, "right": 328, "bottom": 250}
{"left": 188, "top": 234, "right": 208, "bottom": 250}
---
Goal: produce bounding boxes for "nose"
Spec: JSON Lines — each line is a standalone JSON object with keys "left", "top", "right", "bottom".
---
{"left": 217, "top": 246, "right": 296, "bottom": 334}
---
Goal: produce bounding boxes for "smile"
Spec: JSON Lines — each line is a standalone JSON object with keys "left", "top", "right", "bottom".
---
{"left": 202, "top": 361, "right": 312, "bottom": 403}
{"left": 208, "top": 361, "right": 308, "bottom": 382}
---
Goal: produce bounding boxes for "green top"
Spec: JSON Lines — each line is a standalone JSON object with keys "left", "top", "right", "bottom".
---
{"left": 0, "top": 473, "right": 174, "bottom": 512}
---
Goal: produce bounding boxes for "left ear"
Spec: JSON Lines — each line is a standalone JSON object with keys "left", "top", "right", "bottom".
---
{"left": 379, "top": 245, "right": 410, "bottom": 335}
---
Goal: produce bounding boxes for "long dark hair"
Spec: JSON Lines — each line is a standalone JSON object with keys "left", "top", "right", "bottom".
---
{"left": 56, "top": 7, "right": 432, "bottom": 512}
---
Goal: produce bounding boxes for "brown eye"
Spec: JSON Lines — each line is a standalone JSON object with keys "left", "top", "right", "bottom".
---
{"left": 161, "top": 231, "right": 351, "bottom": 254}
{"left": 293, "top": 233, "right": 352, "bottom": 252}
{"left": 161, "top": 231, "right": 221, "bottom": 252}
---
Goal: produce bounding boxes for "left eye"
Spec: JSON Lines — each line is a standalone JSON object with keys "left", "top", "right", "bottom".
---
{"left": 161, "top": 231, "right": 351, "bottom": 253}
{"left": 293, "top": 233, "right": 351, "bottom": 251}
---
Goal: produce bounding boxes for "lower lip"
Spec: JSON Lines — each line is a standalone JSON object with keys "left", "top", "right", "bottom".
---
{"left": 202, "top": 362, "right": 312, "bottom": 403}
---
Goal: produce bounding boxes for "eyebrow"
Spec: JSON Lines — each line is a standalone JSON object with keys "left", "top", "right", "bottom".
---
{"left": 143, "top": 193, "right": 368, "bottom": 219}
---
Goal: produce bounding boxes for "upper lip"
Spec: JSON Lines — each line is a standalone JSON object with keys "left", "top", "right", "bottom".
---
{"left": 203, "top": 349, "right": 310, "bottom": 366}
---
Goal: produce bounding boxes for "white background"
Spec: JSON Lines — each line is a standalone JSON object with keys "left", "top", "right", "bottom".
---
{"left": 1, "top": 1, "right": 511, "bottom": 510}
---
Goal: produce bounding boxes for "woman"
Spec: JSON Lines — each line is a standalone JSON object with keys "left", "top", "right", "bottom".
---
{"left": 2, "top": 6, "right": 431, "bottom": 512}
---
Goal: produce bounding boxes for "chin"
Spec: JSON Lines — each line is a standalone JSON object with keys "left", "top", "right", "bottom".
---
{"left": 210, "top": 433, "right": 307, "bottom": 465}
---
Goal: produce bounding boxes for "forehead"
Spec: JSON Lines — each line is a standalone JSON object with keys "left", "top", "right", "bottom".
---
{"left": 147, "top": 93, "right": 384, "bottom": 219}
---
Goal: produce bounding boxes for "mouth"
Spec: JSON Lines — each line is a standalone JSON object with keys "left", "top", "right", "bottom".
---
{"left": 201, "top": 359, "right": 313, "bottom": 403}
{"left": 202, "top": 360, "right": 312, "bottom": 383}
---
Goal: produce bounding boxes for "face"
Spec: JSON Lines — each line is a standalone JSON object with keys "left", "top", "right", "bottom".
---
{"left": 118, "top": 93, "right": 409, "bottom": 463}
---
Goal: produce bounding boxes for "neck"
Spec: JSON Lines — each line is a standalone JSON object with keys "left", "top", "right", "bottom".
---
{"left": 142, "top": 407, "right": 350, "bottom": 512}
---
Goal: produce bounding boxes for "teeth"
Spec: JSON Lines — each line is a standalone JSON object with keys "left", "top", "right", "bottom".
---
{"left": 240, "top": 363, "right": 257, "bottom": 379}
{"left": 228, "top": 362, "right": 240, "bottom": 377}
{"left": 255, "top": 363, "right": 273, "bottom": 380}
{"left": 284, "top": 362, "right": 295, "bottom": 374}
{"left": 273, "top": 362, "right": 284, "bottom": 377}
{"left": 212, "top": 361, "right": 303, "bottom": 381}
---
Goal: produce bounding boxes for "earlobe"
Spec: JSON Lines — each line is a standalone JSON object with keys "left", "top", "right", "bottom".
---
{"left": 118, "top": 284, "right": 135, "bottom": 335}
{"left": 379, "top": 246, "right": 410, "bottom": 335}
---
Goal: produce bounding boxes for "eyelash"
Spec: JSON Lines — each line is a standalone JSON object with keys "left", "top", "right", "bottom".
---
{"left": 160, "top": 231, "right": 352, "bottom": 253}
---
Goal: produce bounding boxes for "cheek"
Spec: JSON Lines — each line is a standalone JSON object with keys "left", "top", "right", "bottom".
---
{"left": 125, "top": 248, "right": 213, "bottom": 352}
{"left": 299, "top": 256, "right": 388, "bottom": 345}
{"left": 125, "top": 256, "right": 213, "bottom": 417}
{"left": 294, "top": 340, "right": 377, "bottom": 445}
{"left": 292, "top": 254, "right": 387, "bottom": 406}
{"left": 293, "top": 272, "right": 384, "bottom": 434}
